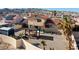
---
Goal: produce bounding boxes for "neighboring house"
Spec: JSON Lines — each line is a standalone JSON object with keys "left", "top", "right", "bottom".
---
{"left": 13, "top": 14, "right": 22, "bottom": 24}
{"left": 72, "top": 17, "right": 79, "bottom": 25}
{"left": 27, "top": 15, "right": 47, "bottom": 38}
{"left": 40, "top": 15, "right": 49, "bottom": 20}
{"left": 27, "top": 14, "right": 61, "bottom": 35}
{"left": 28, "top": 16, "right": 45, "bottom": 28}
{"left": 0, "top": 18, "right": 5, "bottom": 23}
{"left": 0, "top": 15, "right": 5, "bottom": 23}
{"left": 44, "top": 18, "right": 55, "bottom": 28}
{"left": 44, "top": 18, "right": 61, "bottom": 34}
{"left": 4, "top": 14, "right": 27, "bottom": 25}
{"left": 5, "top": 15, "right": 15, "bottom": 24}
{"left": 51, "top": 17, "right": 62, "bottom": 25}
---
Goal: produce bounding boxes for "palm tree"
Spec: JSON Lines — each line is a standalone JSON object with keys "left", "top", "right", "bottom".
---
{"left": 41, "top": 40, "right": 47, "bottom": 50}
{"left": 58, "top": 15, "right": 74, "bottom": 50}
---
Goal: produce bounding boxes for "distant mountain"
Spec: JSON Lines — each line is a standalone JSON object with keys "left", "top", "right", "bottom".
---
{"left": 0, "top": 8, "right": 79, "bottom": 17}
{"left": 0, "top": 8, "right": 49, "bottom": 14}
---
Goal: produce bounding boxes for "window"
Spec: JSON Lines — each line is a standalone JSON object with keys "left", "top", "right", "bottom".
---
{"left": 37, "top": 19, "right": 41, "bottom": 22}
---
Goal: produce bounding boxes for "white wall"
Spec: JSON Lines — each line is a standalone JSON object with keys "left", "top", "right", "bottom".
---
{"left": 71, "top": 34, "right": 78, "bottom": 50}
{"left": 21, "top": 39, "right": 42, "bottom": 50}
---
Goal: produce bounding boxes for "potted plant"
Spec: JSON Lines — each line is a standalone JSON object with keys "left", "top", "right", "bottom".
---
{"left": 41, "top": 40, "right": 47, "bottom": 50}
{"left": 19, "top": 33, "right": 24, "bottom": 39}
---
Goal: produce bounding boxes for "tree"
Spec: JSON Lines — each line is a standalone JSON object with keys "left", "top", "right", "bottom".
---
{"left": 58, "top": 15, "right": 74, "bottom": 50}
{"left": 53, "top": 11, "right": 57, "bottom": 16}
{"left": 41, "top": 40, "right": 47, "bottom": 50}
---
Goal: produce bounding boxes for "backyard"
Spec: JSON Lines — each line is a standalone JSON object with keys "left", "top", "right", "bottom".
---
{"left": 14, "top": 28, "right": 68, "bottom": 50}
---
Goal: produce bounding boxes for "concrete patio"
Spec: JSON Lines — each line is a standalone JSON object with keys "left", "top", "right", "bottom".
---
{"left": 14, "top": 29, "right": 69, "bottom": 50}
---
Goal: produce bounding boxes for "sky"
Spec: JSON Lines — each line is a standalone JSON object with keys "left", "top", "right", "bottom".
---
{"left": 0, "top": 0, "right": 79, "bottom": 12}
{"left": 0, "top": 0, "right": 78, "bottom": 12}
{"left": 0, "top": 8, "right": 79, "bottom": 12}
{"left": 46, "top": 8, "right": 79, "bottom": 12}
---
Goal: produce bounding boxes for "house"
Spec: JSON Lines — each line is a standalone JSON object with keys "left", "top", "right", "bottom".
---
{"left": 0, "top": 15, "right": 5, "bottom": 23}
{"left": 28, "top": 16, "right": 45, "bottom": 28}
{"left": 44, "top": 18, "right": 61, "bottom": 34}
{"left": 4, "top": 14, "right": 16, "bottom": 24}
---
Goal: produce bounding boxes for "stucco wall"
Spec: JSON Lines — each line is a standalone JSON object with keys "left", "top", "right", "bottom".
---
{"left": 0, "top": 34, "right": 16, "bottom": 49}
{"left": 71, "top": 34, "right": 78, "bottom": 50}
{"left": 21, "top": 39, "right": 42, "bottom": 50}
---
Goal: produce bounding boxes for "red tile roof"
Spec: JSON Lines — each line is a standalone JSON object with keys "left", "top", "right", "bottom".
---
{"left": 41, "top": 15, "right": 49, "bottom": 20}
